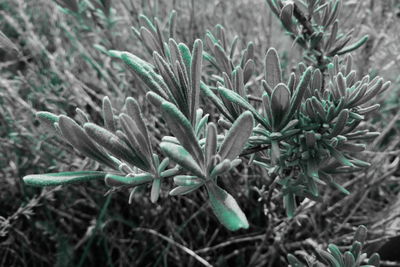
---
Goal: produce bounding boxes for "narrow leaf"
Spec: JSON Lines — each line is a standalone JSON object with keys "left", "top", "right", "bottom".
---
{"left": 102, "top": 96, "right": 116, "bottom": 132}
{"left": 207, "top": 182, "right": 249, "bottom": 231}
{"left": 160, "top": 142, "right": 205, "bottom": 178}
{"left": 169, "top": 184, "right": 203, "bottom": 196}
{"left": 190, "top": 39, "right": 203, "bottom": 124}
{"left": 84, "top": 123, "right": 148, "bottom": 171}
{"left": 58, "top": 116, "right": 117, "bottom": 169}
{"left": 265, "top": 48, "right": 282, "bottom": 89}
{"left": 219, "top": 111, "right": 254, "bottom": 160}
{"left": 23, "top": 171, "right": 106, "bottom": 187}
{"left": 105, "top": 173, "right": 153, "bottom": 187}
{"left": 161, "top": 102, "right": 204, "bottom": 167}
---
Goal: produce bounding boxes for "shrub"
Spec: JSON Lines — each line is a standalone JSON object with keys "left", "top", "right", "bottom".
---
{"left": 2, "top": 0, "right": 398, "bottom": 266}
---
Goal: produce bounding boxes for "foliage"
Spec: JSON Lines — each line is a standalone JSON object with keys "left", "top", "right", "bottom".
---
{"left": 288, "top": 226, "right": 380, "bottom": 267}
{"left": 1, "top": 0, "right": 400, "bottom": 266}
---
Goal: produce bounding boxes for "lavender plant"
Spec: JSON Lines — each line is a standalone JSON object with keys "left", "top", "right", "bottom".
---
{"left": 22, "top": 0, "right": 390, "bottom": 260}
{"left": 288, "top": 226, "right": 380, "bottom": 267}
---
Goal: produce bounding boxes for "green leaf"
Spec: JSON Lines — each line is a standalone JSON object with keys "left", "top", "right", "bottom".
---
{"left": 328, "top": 244, "right": 344, "bottom": 267}
{"left": 109, "top": 51, "right": 169, "bottom": 100}
{"left": 287, "top": 254, "right": 305, "bottom": 267}
{"left": 150, "top": 178, "right": 161, "bottom": 203}
{"left": 218, "top": 87, "right": 269, "bottom": 129}
{"left": 173, "top": 175, "right": 204, "bottom": 186}
{"left": 207, "top": 182, "right": 249, "bottom": 231}
{"left": 330, "top": 109, "right": 349, "bottom": 137}
{"left": 350, "top": 241, "right": 362, "bottom": 260}
{"left": 318, "top": 250, "right": 341, "bottom": 267}
{"left": 146, "top": 91, "right": 168, "bottom": 107}
{"left": 178, "top": 42, "right": 192, "bottom": 72}
{"left": 119, "top": 114, "right": 153, "bottom": 170}
{"left": 265, "top": 48, "right": 282, "bottom": 89}
{"left": 102, "top": 96, "right": 116, "bottom": 132}
{"left": 200, "top": 82, "right": 234, "bottom": 121}
{"left": 281, "top": 67, "right": 312, "bottom": 127}
{"left": 210, "top": 159, "right": 232, "bottom": 179}
{"left": 105, "top": 173, "right": 153, "bottom": 187}
{"left": 205, "top": 123, "right": 218, "bottom": 172}
{"left": 283, "top": 192, "right": 296, "bottom": 218}
{"left": 337, "top": 35, "right": 369, "bottom": 55}
{"left": 83, "top": 123, "right": 148, "bottom": 171}
{"left": 219, "top": 111, "right": 254, "bottom": 161}
{"left": 161, "top": 101, "right": 204, "bottom": 167}
{"left": 160, "top": 142, "right": 205, "bottom": 178}
{"left": 189, "top": 39, "right": 203, "bottom": 124}
{"left": 270, "top": 83, "right": 291, "bottom": 129}
{"left": 344, "top": 251, "right": 355, "bottom": 267}
{"left": 23, "top": 171, "right": 107, "bottom": 187}
{"left": 280, "top": 3, "right": 295, "bottom": 33}
{"left": 168, "top": 10, "right": 177, "bottom": 38}
{"left": 169, "top": 184, "right": 203, "bottom": 196}
{"left": 140, "top": 26, "right": 162, "bottom": 54}
{"left": 367, "top": 253, "right": 380, "bottom": 267}
{"left": 58, "top": 116, "right": 117, "bottom": 169}
{"left": 36, "top": 111, "right": 59, "bottom": 133}
{"left": 125, "top": 97, "right": 153, "bottom": 157}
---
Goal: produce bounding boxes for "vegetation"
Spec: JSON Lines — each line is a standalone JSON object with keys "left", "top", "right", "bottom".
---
{"left": 1, "top": 0, "right": 400, "bottom": 266}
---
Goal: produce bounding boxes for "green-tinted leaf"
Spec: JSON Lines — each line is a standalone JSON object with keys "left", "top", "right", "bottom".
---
{"left": 146, "top": 91, "right": 168, "bottom": 107}
{"left": 102, "top": 96, "right": 116, "bottom": 132}
{"left": 36, "top": 111, "right": 59, "bottom": 133}
{"left": 150, "top": 178, "right": 161, "bottom": 203}
{"left": 318, "top": 250, "right": 341, "bottom": 267}
{"left": 344, "top": 251, "right": 355, "bottom": 267}
{"left": 23, "top": 171, "right": 106, "bottom": 187}
{"left": 281, "top": 67, "right": 312, "bottom": 127}
{"left": 177, "top": 42, "right": 191, "bottom": 86}
{"left": 287, "top": 254, "right": 305, "bottom": 267}
{"left": 190, "top": 39, "right": 203, "bottom": 124}
{"left": 200, "top": 82, "right": 234, "bottom": 121}
{"left": 337, "top": 35, "right": 369, "bottom": 55}
{"left": 265, "top": 48, "right": 282, "bottom": 89}
{"left": 58, "top": 116, "right": 117, "bottom": 169}
{"left": 119, "top": 114, "right": 153, "bottom": 170}
{"left": 280, "top": 3, "right": 295, "bottom": 33}
{"left": 270, "top": 83, "right": 291, "bottom": 129}
{"left": 368, "top": 253, "right": 380, "bottom": 267}
{"left": 125, "top": 97, "right": 153, "bottom": 157}
{"left": 205, "top": 123, "right": 218, "bottom": 171}
{"left": 330, "top": 109, "right": 349, "bottom": 137}
{"left": 169, "top": 184, "right": 203, "bottom": 196}
{"left": 328, "top": 244, "right": 344, "bottom": 267}
{"left": 84, "top": 123, "right": 148, "bottom": 171}
{"left": 210, "top": 159, "right": 231, "bottom": 179}
{"left": 207, "top": 182, "right": 249, "bottom": 231}
{"left": 168, "top": 10, "right": 177, "bottom": 38}
{"left": 161, "top": 101, "right": 204, "bottom": 167}
{"left": 350, "top": 241, "right": 362, "bottom": 259}
{"left": 105, "top": 173, "right": 153, "bottom": 187}
{"left": 173, "top": 175, "right": 203, "bottom": 186}
{"left": 218, "top": 87, "right": 269, "bottom": 128}
{"left": 109, "top": 51, "right": 169, "bottom": 99}
{"left": 284, "top": 192, "right": 296, "bottom": 218}
{"left": 160, "top": 142, "right": 205, "bottom": 178}
{"left": 219, "top": 111, "right": 254, "bottom": 160}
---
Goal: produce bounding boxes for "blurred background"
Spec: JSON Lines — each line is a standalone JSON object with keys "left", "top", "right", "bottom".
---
{"left": 1, "top": 0, "right": 400, "bottom": 266}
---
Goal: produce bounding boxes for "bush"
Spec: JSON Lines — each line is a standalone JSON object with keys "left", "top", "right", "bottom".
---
{"left": 2, "top": 0, "right": 400, "bottom": 266}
